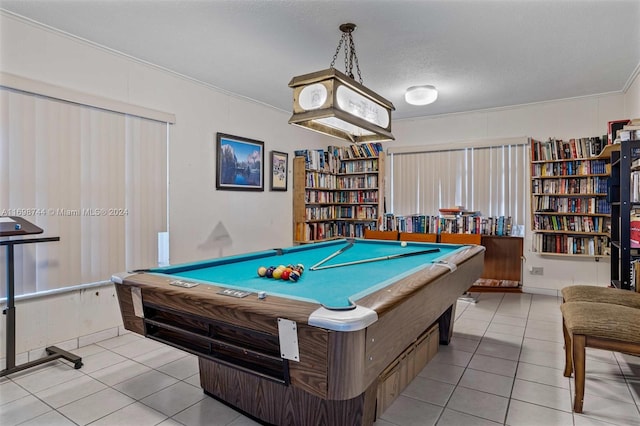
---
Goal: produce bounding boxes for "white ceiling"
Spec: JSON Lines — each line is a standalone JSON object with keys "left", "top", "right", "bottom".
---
{"left": 1, "top": 0, "right": 639, "bottom": 120}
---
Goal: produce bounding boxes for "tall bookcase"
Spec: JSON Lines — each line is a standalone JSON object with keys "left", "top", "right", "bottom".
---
{"left": 607, "top": 140, "right": 640, "bottom": 290}
{"left": 530, "top": 138, "right": 610, "bottom": 257}
{"left": 293, "top": 150, "right": 385, "bottom": 243}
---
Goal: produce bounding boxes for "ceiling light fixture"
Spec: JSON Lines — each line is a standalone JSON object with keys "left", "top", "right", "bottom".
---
{"left": 405, "top": 85, "right": 438, "bottom": 106}
{"left": 288, "top": 23, "right": 395, "bottom": 143}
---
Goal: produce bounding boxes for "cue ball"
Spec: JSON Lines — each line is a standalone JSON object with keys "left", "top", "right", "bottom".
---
{"left": 401, "top": 241, "right": 407, "bottom": 247}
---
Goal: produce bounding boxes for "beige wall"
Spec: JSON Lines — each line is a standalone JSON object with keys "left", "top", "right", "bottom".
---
{"left": 625, "top": 69, "right": 640, "bottom": 118}
{"left": 0, "top": 10, "right": 638, "bottom": 361}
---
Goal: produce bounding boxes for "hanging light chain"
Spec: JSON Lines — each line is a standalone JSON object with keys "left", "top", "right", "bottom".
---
{"left": 330, "top": 34, "right": 345, "bottom": 70}
{"left": 348, "top": 32, "right": 363, "bottom": 84}
{"left": 329, "top": 24, "right": 364, "bottom": 85}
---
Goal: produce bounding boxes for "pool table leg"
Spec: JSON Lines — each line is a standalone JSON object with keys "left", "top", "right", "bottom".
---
{"left": 437, "top": 304, "right": 456, "bottom": 345}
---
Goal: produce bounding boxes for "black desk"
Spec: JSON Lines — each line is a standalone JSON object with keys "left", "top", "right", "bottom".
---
{"left": 1, "top": 216, "right": 82, "bottom": 376}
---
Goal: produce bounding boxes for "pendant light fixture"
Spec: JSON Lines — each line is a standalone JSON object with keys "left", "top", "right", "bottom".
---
{"left": 288, "top": 23, "right": 395, "bottom": 143}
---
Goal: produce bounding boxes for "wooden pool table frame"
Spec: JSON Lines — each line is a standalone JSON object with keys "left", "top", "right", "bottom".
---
{"left": 114, "top": 244, "right": 484, "bottom": 425}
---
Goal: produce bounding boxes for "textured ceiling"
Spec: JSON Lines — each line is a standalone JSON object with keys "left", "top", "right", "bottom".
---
{"left": 1, "top": 0, "right": 639, "bottom": 120}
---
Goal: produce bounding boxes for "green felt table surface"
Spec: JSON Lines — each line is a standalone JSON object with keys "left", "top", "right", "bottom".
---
{"left": 151, "top": 239, "right": 465, "bottom": 309}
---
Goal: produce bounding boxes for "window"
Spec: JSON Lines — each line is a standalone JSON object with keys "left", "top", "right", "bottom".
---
{"left": 389, "top": 138, "right": 528, "bottom": 229}
{"left": 0, "top": 86, "right": 169, "bottom": 297}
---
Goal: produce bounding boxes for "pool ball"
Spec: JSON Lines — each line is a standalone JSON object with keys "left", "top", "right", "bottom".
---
{"left": 257, "top": 266, "right": 267, "bottom": 277}
{"left": 289, "top": 271, "right": 300, "bottom": 282}
{"left": 401, "top": 241, "right": 407, "bottom": 247}
{"left": 281, "top": 270, "right": 290, "bottom": 280}
{"left": 272, "top": 268, "right": 283, "bottom": 280}
{"left": 265, "top": 268, "right": 274, "bottom": 278}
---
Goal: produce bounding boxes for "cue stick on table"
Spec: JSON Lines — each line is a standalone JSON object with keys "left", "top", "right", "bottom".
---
{"left": 311, "top": 248, "right": 440, "bottom": 271}
{"left": 310, "top": 241, "right": 354, "bottom": 270}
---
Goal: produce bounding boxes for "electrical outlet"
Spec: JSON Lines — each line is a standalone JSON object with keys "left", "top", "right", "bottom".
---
{"left": 530, "top": 266, "right": 544, "bottom": 276}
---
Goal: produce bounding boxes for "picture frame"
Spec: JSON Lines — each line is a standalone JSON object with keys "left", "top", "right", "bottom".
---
{"left": 216, "top": 133, "right": 264, "bottom": 191}
{"left": 270, "top": 151, "right": 289, "bottom": 191}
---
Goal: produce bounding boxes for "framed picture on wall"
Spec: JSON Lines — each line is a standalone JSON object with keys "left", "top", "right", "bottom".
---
{"left": 216, "top": 133, "right": 264, "bottom": 191}
{"left": 270, "top": 151, "right": 288, "bottom": 191}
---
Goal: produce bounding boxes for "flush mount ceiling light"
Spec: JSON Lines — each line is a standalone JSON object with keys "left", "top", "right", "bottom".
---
{"left": 288, "top": 23, "right": 395, "bottom": 143}
{"left": 405, "top": 85, "right": 438, "bottom": 106}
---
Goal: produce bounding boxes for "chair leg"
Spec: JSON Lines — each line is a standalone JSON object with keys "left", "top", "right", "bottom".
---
{"left": 572, "top": 334, "right": 586, "bottom": 413}
{"left": 562, "top": 319, "right": 573, "bottom": 377}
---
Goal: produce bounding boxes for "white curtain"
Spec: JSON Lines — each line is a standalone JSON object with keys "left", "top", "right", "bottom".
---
{"left": 390, "top": 140, "right": 528, "bottom": 227}
{"left": 0, "top": 88, "right": 168, "bottom": 297}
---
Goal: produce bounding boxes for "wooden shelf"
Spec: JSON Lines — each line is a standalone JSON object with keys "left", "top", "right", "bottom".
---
{"left": 534, "top": 212, "right": 610, "bottom": 217}
{"left": 537, "top": 252, "right": 609, "bottom": 259}
{"left": 532, "top": 174, "right": 609, "bottom": 178}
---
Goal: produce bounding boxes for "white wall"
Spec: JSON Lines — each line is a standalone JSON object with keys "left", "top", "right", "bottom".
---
{"left": 625, "top": 68, "right": 640, "bottom": 118}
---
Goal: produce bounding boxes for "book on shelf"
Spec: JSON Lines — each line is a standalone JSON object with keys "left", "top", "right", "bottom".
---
{"left": 631, "top": 210, "right": 640, "bottom": 249}
{"left": 618, "top": 129, "right": 640, "bottom": 142}
{"left": 295, "top": 144, "right": 382, "bottom": 173}
{"left": 327, "top": 143, "right": 383, "bottom": 160}
{"left": 531, "top": 137, "right": 606, "bottom": 161}
{"left": 608, "top": 119, "right": 630, "bottom": 144}
{"left": 532, "top": 233, "right": 608, "bottom": 256}
{"left": 439, "top": 206, "right": 466, "bottom": 214}
{"left": 632, "top": 172, "right": 640, "bottom": 202}
{"left": 384, "top": 213, "right": 513, "bottom": 236}
{"left": 622, "top": 118, "right": 640, "bottom": 130}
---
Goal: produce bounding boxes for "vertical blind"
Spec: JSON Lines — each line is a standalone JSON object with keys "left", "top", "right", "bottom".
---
{"left": 389, "top": 140, "right": 528, "bottom": 228}
{"left": 0, "top": 88, "right": 168, "bottom": 297}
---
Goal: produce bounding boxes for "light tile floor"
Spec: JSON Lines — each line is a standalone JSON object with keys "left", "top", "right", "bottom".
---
{"left": 2, "top": 293, "right": 639, "bottom": 425}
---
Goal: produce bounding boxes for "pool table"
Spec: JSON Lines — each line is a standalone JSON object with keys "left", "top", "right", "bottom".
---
{"left": 112, "top": 239, "right": 484, "bottom": 425}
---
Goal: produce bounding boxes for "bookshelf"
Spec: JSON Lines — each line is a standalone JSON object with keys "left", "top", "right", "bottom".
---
{"left": 293, "top": 145, "right": 385, "bottom": 243}
{"left": 388, "top": 214, "right": 523, "bottom": 290}
{"left": 530, "top": 137, "right": 611, "bottom": 257}
{"left": 607, "top": 139, "right": 640, "bottom": 290}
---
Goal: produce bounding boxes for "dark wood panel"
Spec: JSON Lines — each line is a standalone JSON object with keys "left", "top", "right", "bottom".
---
{"left": 286, "top": 323, "right": 330, "bottom": 398}
{"left": 115, "top": 284, "right": 144, "bottom": 335}
{"left": 327, "top": 329, "right": 367, "bottom": 400}
{"left": 199, "top": 357, "right": 377, "bottom": 426}
{"left": 362, "top": 251, "right": 484, "bottom": 385}
{"left": 481, "top": 236, "right": 523, "bottom": 282}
